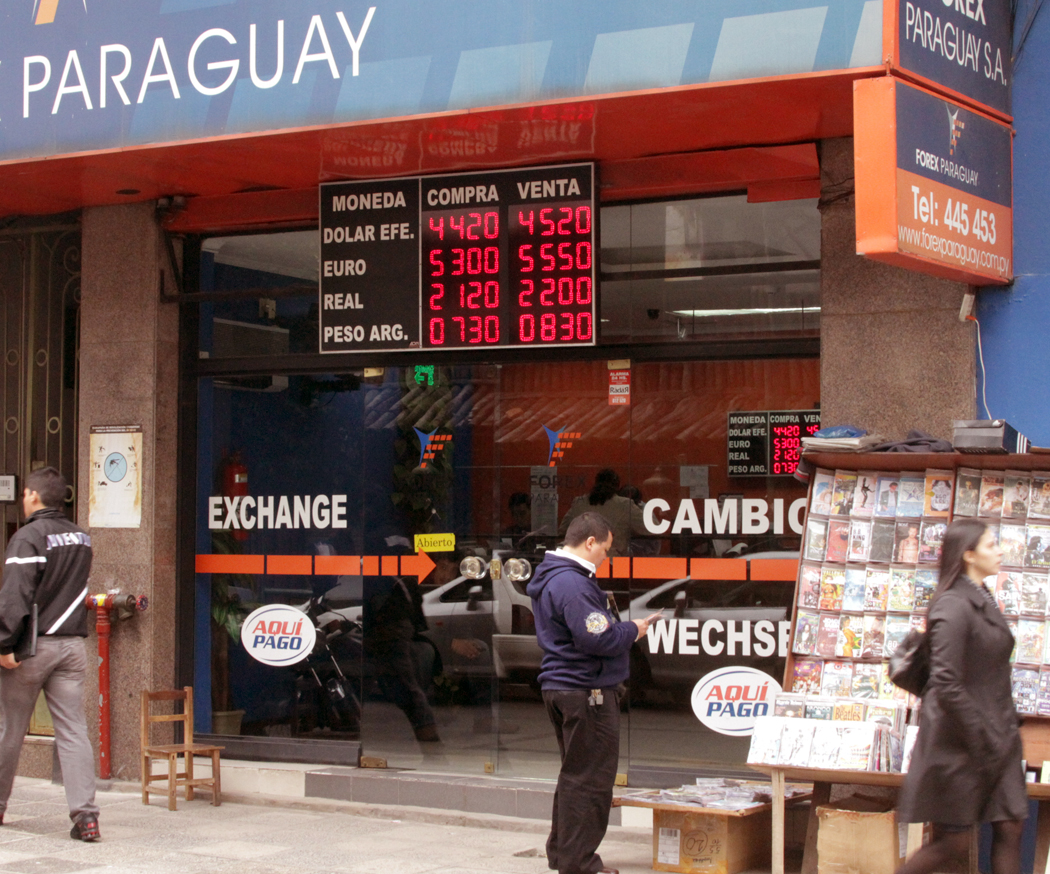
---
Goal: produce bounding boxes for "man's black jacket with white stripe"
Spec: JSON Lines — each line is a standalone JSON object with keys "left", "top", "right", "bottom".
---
{"left": 0, "top": 507, "right": 92, "bottom": 654}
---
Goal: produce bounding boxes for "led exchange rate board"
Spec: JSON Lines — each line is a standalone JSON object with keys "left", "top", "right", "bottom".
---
{"left": 728, "top": 410, "right": 821, "bottom": 477}
{"left": 319, "top": 163, "right": 596, "bottom": 353}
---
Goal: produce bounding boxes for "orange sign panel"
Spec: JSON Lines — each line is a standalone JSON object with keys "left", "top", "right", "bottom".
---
{"left": 854, "top": 76, "right": 1012, "bottom": 285}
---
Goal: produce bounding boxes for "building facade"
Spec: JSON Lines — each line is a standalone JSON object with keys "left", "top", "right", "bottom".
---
{"left": 0, "top": 1, "right": 982, "bottom": 784}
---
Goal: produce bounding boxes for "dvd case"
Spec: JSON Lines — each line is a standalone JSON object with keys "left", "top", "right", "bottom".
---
{"left": 923, "top": 469, "right": 954, "bottom": 517}
{"left": 861, "top": 613, "right": 886, "bottom": 658}
{"left": 793, "top": 610, "right": 818, "bottom": 655}
{"left": 830, "top": 471, "right": 858, "bottom": 516}
{"left": 851, "top": 472, "right": 879, "bottom": 517}
{"left": 819, "top": 566, "right": 846, "bottom": 611}
{"left": 954, "top": 468, "right": 981, "bottom": 517}
{"left": 864, "top": 567, "right": 890, "bottom": 611}
{"left": 842, "top": 566, "right": 867, "bottom": 612}
{"left": 979, "top": 474, "right": 1005, "bottom": 517}
{"left": 897, "top": 475, "right": 926, "bottom": 517}
{"left": 798, "top": 563, "right": 822, "bottom": 609}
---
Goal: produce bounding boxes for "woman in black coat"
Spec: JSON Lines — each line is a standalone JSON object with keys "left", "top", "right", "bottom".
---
{"left": 897, "top": 518, "right": 1026, "bottom": 874}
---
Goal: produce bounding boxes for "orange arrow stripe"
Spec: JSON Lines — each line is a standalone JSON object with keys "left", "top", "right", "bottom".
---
{"left": 401, "top": 550, "right": 436, "bottom": 580}
{"left": 632, "top": 557, "right": 688, "bottom": 579}
{"left": 315, "top": 555, "right": 361, "bottom": 575}
{"left": 195, "top": 554, "right": 264, "bottom": 574}
{"left": 690, "top": 559, "right": 748, "bottom": 580}
{"left": 267, "top": 555, "right": 312, "bottom": 575}
{"left": 749, "top": 559, "right": 799, "bottom": 581}
{"left": 195, "top": 552, "right": 440, "bottom": 583}
{"left": 595, "top": 557, "right": 755, "bottom": 582}
{"left": 194, "top": 554, "right": 793, "bottom": 585}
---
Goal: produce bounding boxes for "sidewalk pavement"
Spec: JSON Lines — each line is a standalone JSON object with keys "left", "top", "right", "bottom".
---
{"left": 0, "top": 776, "right": 660, "bottom": 874}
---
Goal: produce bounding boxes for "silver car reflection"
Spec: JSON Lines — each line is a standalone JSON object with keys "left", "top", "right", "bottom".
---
{"left": 625, "top": 552, "right": 797, "bottom": 693}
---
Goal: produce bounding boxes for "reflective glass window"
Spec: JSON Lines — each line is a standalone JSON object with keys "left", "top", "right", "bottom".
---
{"left": 196, "top": 195, "right": 821, "bottom": 356}
{"left": 194, "top": 357, "right": 816, "bottom": 778}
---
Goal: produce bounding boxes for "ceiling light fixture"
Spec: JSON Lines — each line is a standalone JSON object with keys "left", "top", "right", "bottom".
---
{"left": 670, "top": 306, "right": 821, "bottom": 319}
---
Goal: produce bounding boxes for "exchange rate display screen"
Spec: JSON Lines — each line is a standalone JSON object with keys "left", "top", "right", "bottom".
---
{"left": 319, "top": 164, "right": 596, "bottom": 353}
{"left": 727, "top": 410, "right": 821, "bottom": 477}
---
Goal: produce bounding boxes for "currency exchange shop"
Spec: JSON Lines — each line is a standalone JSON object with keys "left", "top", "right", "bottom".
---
{"left": 0, "top": 0, "right": 996, "bottom": 784}
{"left": 190, "top": 186, "right": 819, "bottom": 778}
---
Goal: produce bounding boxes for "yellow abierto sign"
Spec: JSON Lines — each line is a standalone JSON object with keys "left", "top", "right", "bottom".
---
{"left": 414, "top": 533, "right": 455, "bottom": 552}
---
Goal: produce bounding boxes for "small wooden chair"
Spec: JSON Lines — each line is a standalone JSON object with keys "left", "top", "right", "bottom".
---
{"left": 140, "top": 687, "right": 223, "bottom": 811}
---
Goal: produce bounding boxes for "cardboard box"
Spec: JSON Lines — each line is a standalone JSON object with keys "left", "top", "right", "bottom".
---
{"left": 816, "top": 797, "right": 905, "bottom": 874}
{"left": 651, "top": 807, "right": 772, "bottom": 874}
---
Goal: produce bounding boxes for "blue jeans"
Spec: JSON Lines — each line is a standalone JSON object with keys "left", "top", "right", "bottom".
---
{"left": 0, "top": 637, "right": 99, "bottom": 824}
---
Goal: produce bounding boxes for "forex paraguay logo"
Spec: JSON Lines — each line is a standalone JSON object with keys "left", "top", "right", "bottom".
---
{"left": 544, "top": 426, "right": 581, "bottom": 467}
{"left": 415, "top": 428, "right": 452, "bottom": 470}
{"left": 33, "top": 0, "right": 85, "bottom": 25}
{"left": 947, "top": 105, "right": 965, "bottom": 156}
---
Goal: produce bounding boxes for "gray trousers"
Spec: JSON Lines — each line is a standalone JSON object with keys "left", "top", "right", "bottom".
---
{"left": 0, "top": 637, "right": 98, "bottom": 823}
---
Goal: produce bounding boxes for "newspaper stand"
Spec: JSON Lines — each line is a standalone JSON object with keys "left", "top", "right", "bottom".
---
{"left": 759, "top": 451, "right": 1050, "bottom": 874}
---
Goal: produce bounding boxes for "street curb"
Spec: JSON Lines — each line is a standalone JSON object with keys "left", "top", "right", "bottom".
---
{"left": 105, "top": 780, "right": 650, "bottom": 844}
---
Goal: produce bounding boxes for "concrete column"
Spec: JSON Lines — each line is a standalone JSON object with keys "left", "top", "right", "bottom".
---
{"left": 76, "top": 202, "right": 179, "bottom": 781}
{"left": 819, "top": 138, "right": 975, "bottom": 441}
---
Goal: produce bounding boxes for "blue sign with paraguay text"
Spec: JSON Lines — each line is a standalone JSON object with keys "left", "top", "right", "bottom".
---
{"left": 897, "top": 0, "right": 1011, "bottom": 117}
{"left": 0, "top": 1, "right": 884, "bottom": 162}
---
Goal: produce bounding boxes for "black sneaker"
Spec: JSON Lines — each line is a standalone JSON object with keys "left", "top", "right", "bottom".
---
{"left": 70, "top": 818, "right": 99, "bottom": 842}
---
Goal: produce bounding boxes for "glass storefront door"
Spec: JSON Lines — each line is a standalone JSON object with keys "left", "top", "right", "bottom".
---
{"left": 194, "top": 355, "right": 818, "bottom": 777}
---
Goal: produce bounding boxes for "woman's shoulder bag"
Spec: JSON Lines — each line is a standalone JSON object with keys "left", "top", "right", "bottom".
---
{"left": 888, "top": 628, "right": 930, "bottom": 696}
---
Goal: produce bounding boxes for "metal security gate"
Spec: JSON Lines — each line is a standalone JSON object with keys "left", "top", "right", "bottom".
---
{"left": 0, "top": 222, "right": 82, "bottom": 555}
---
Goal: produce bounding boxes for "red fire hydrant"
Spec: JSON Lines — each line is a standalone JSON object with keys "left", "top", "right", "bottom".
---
{"left": 85, "top": 594, "right": 148, "bottom": 779}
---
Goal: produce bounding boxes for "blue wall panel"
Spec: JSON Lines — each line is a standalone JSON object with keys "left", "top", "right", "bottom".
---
{"left": 977, "top": 1, "right": 1050, "bottom": 444}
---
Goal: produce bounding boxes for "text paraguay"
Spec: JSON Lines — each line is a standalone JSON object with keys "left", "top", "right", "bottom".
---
{"left": 12, "top": 8, "right": 376, "bottom": 121}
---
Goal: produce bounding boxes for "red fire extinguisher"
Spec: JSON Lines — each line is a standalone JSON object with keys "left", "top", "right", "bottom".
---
{"left": 222, "top": 450, "right": 249, "bottom": 542}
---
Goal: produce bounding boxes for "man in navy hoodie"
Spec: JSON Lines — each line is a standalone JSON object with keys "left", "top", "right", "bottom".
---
{"left": 527, "top": 512, "right": 661, "bottom": 874}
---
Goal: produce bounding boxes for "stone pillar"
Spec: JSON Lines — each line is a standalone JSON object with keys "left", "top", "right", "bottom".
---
{"left": 77, "top": 202, "right": 179, "bottom": 781}
{"left": 819, "top": 138, "right": 975, "bottom": 441}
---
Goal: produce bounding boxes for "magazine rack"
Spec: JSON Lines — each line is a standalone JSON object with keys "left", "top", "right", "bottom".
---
{"left": 769, "top": 451, "right": 1050, "bottom": 874}
{"left": 789, "top": 451, "right": 1050, "bottom": 757}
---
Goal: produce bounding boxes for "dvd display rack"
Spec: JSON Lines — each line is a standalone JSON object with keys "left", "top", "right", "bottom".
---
{"left": 785, "top": 454, "right": 1050, "bottom": 728}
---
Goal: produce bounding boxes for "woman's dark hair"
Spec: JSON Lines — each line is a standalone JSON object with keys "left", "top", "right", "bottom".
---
{"left": 931, "top": 518, "right": 989, "bottom": 607}
{"left": 588, "top": 468, "right": 620, "bottom": 506}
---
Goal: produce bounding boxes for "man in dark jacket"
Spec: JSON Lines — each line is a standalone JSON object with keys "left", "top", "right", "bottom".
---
{"left": 0, "top": 468, "right": 99, "bottom": 841}
{"left": 527, "top": 512, "right": 661, "bottom": 874}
